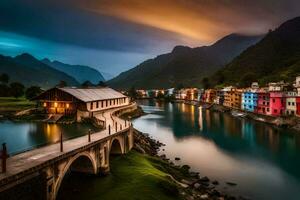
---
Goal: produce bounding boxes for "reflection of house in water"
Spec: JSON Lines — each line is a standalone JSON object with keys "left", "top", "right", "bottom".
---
{"left": 198, "top": 107, "right": 203, "bottom": 131}
{"left": 34, "top": 87, "right": 129, "bottom": 121}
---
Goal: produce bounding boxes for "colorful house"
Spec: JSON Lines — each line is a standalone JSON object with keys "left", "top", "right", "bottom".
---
{"left": 285, "top": 91, "right": 297, "bottom": 116}
{"left": 224, "top": 88, "right": 243, "bottom": 109}
{"left": 242, "top": 90, "right": 258, "bottom": 112}
{"left": 215, "top": 89, "right": 225, "bottom": 105}
{"left": 256, "top": 89, "right": 270, "bottom": 115}
{"left": 269, "top": 91, "right": 286, "bottom": 116}
{"left": 203, "top": 89, "right": 216, "bottom": 103}
{"left": 186, "top": 88, "right": 198, "bottom": 101}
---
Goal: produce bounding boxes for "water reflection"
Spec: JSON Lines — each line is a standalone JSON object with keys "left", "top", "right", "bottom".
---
{"left": 0, "top": 121, "right": 99, "bottom": 155}
{"left": 134, "top": 100, "right": 300, "bottom": 200}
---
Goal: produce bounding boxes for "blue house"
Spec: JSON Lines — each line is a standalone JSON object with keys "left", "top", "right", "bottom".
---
{"left": 242, "top": 90, "right": 258, "bottom": 112}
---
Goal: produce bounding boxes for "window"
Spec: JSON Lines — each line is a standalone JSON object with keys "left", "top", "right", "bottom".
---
{"left": 274, "top": 109, "right": 277, "bottom": 113}
{"left": 101, "top": 101, "right": 104, "bottom": 108}
{"left": 272, "top": 99, "right": 275, "bottom": 103}
{"left": 90, "top": 102, "right": 93, "bottom": 110}
{"left": 96, "top": 101, "right": 99, "bottom": 108}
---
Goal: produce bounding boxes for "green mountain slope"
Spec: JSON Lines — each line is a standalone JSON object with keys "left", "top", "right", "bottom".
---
{"left": 0, "top": 53, "right": 79, "bottom": 88}
{"left": 42, "top": 59, "right": 105, "bottom": 84}
{"left": 210, "top": 16, "right": 300, "bottom": 87}
{"left": 108, "top": 34, "right": 262, "bottom": 89}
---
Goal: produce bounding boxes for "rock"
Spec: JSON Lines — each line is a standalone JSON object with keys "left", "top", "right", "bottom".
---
{"left": 181, "top": 179, "right": 193, "bottom": 186}
{"left": 160, "top": 154, "right": 166, "bottom": 159}
{"left": 226, "top": 182, "right": 237, "bottom": 186}
{"left": 181, "top": 164, "right": 191, "bottom": 172}
{"left": 133, "top": 144, "right": 146, "bottom": 154}
{"left": 199, "top": 176, "right": 210, "bottom": 182}
{"left": 200, "top": 194, "right": 209, "bottom": 199}
{"left": 211, "top": 189, "right": 221, "bottom": 197}
{"left": 212, "top": 180, "right": 219, "bottom": 185}
{"left": 175, "top": 157, "right": 181, "bottom": 161}
{"left": 190, "top": 172, "right": 199, "bottom": 178}
{"left": 194, "top": 183, "right": 201, "bottom": 189}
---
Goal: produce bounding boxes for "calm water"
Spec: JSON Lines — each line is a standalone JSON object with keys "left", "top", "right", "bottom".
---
{"left": 0, "top": 120, "right": 99, "bottom": 155}
{"left": 133, "top": 100, "right": 300, "bottom": 200}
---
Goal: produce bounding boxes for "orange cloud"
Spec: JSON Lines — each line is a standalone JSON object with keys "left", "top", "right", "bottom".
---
{"left": 83, "top": 0, "right": 299, "bottom": 45}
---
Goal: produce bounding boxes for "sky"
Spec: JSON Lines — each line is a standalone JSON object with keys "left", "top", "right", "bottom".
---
{"left": 0, "top": 0, "right": 300, "bottom": 78}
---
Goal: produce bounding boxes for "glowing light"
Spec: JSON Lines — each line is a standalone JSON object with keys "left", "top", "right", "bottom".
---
{"left": 54, "top": 102, "right": 58, "bottom": 108}
{"left": 66, "top": 103, "right": 70, "bottom": 108}
{"left": 43, "top": 102, "right": 47, "bottom": 107}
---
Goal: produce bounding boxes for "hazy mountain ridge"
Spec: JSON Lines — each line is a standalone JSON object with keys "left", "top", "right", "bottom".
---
{"left": 108, "top": 33, "right": 263, "bottom": 89}
{"left": 41, "top": 59, "right": 105, "bottom": 84}
{"left": 210, "top": 16, "right": 300, "bottom": 87}
{"left": 0, "top": 53, "right": 79, "bottom": 88}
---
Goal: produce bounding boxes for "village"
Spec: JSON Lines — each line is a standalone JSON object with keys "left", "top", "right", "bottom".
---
{"left": 135, "top": 76, "right": 300, "bottom": 119}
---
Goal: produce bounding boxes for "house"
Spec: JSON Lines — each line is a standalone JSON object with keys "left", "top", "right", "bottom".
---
{"left": 215, "top": 89, "right": 225, "bottom": 105}
{"left": 241, "top": 83, "right": 259, "bottom": 112}
{"left": 242, "top": 90, "right": 258, "bottom": 112}
{"left": 285, "top": 91, "right": 297, "bottom": 116}
{"left": 165, "top": 88, "right": 175, "bottom": 97}
{"left": 136, "top": 90, "right": 148, "bottom": 98}
{"left": 186, "top": 88, "right": 198, "bottom": 101}
{"left": 268, "top": 81, "right": 289, "bottom": 91}
{"left": 197, "top": 89, "right": 205, "bottom": 101}
{"left": 294, "top": 76, "right": 300, "bottom": 96}
{"left": 34, "top": 87, "right": 130, "bottom": 121}
{"left": 269, "top": 91, "right": 286, "bottom": 116}
{"left": 203, "top": 89, "right": 216, "bottom": 103}
{"left": 224, "top": 88, "right": 243, "bottom": 109}
{"left": 175, "top": 89, "right": 187, "bottom": 100}
{"left": 256, "top": 88, "right": 270, "bottom": 115}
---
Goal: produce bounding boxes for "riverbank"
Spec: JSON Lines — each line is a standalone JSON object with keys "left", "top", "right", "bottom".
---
{"left": 0, "top": 97, "right": 35, "bottom": 117}
{"left": 133, "top": 129, "right": 243, "bottom": 200}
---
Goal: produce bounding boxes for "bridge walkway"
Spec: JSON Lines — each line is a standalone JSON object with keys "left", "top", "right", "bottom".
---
{"left": 0, "top": 103, "right": 135, "bottom": 182}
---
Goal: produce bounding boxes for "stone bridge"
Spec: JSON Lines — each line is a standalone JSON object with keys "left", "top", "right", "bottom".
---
{"left": 0, "top": 103, "right": 137, "bottom": 200}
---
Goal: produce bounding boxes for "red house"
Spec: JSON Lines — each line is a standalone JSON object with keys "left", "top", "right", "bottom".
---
{"left": 296, "top": 97, "right": 300, "bottom": 116}
{"left": 256, "top": 90, "right": 270, "bottom": 115}
{"left": 269, "top": 91, "right": 286, "bottom": 116}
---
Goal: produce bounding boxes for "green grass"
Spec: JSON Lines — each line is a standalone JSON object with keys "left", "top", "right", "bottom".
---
{"left": 58, "top": 151, "right": 183, "bottom": 200}
{"left": 0, "top": 97, "right": 35, "bottom": 113}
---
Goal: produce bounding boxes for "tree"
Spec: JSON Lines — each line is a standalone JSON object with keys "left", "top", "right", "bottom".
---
{"left": 0, "top": 73, "right": 9, "bottom": 84}
{"left": 201, "top": 77, "right": 211, "bottom": 89}
{"left": 25, "top": 86, "right": 43, "bottom": 99}
{"left": 0, "top": 84, "right": 10, "bottom": 97}
{"left": 10, "top": 82, "right": 25, "bottom": 98}
{"left": 97, "top": 81, "right": 107, "bottom": 87}
{"left": 57, "top": 80, "right": 67, "bottom": 88}
{"left": 81, "top": 81, "right": 94, "bottom": 88}
{"left": 239, "top": 73, "right": 257, "bottom": 87}
{"left": 128, "top": 86, "right": 138, "bottom": 99}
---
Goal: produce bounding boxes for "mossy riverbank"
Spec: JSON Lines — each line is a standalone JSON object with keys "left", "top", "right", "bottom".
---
{"left": 58, "top": 150, "right": 183, "bottom": 200}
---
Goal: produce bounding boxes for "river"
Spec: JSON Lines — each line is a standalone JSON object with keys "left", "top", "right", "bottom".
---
{"left": 1, "top": 100, "right": 300, "bottom": 199}
{"left": 0, "top": 120, "right": 99, "bottom": 155}
{"left": 133, "top": 100, "right": 300, "bottom": 200}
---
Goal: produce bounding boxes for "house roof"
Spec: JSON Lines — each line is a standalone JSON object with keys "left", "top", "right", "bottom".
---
{"left": 58, "top": 87, "right": 127, "bottom": 102}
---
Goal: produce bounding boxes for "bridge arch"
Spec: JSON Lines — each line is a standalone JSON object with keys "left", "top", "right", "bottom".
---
{"left": 110, "top": 138, "right": 124, "bottom": 155}
{"left": 54, "top": 152, "right": 97, "bottom": 199}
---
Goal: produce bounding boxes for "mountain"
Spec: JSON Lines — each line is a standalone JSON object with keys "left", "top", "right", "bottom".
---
{"left": 0, "top": 53, "right": 79, "bottom": 88}
{"left": 108, "top": 33, "right": 263, "bottom": 89}
{"left": 210, "top": 16, "right": 300, "bottom": 87}
{"left": 41, "top": 59, "right": 105, "bottom": 84}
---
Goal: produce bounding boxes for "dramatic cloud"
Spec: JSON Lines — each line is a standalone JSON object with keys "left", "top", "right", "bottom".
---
{"left": 86, "top": 0, "right": 300, "bottom": 44}
{"left": 0, "top": 0, "right": 300, "bottom": 76}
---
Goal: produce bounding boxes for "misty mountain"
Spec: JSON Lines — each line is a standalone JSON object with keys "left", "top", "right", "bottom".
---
{"left": 42, "top": 59, "right": 105, "bottom": 84}
{"left": 108, "top": 33, "right": 263, "bottom": 89}
{"left": 0, "top": 53, "right": 79, "bottom": 88}
{"left": 210, "top": 16, "right": 300, "bottom": 87}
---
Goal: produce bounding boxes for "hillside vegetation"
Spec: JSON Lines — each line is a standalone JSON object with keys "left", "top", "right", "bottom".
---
{"left": 108, "top": 34, "right": 262, "bottom": 89}
{"left": 210, "top": 16, "right": 300, "bottom": 87}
